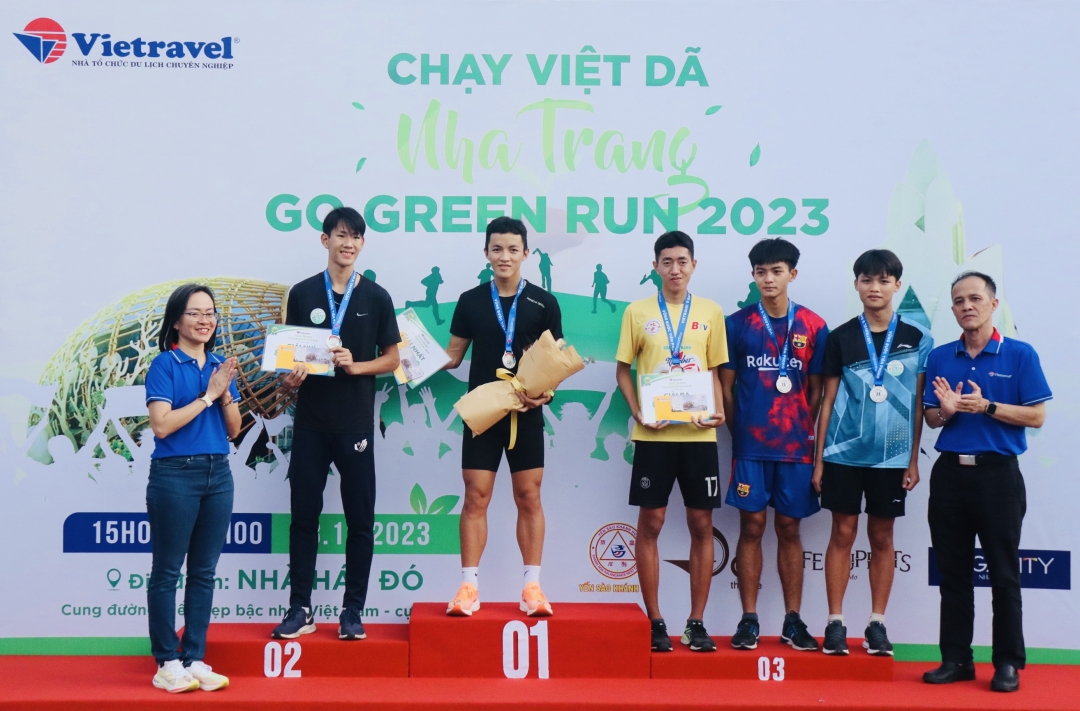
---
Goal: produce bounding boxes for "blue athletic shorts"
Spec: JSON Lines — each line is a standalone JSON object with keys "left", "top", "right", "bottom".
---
{"left": 725, "top": 459, "right": 821, "bottom": 519}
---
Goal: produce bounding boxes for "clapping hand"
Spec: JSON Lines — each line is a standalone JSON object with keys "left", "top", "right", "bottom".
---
{"left": 207, "top": 357, "right": 238, "bottom": 400}
{"left": 932, "top": 377, "right": 963, "bottom": 418}
{"left": 957, "top": 380, "right": 989, "bottom": 414}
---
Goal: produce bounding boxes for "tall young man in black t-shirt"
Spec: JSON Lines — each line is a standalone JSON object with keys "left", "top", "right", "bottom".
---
{"left": 271, "top": 207, "right": 401, "bottom": 642}
{"left": 444, "top": 216, "right": 563, "bottom": 617}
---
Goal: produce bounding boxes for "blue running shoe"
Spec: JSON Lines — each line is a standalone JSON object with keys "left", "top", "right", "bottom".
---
{"left": 731, "top": 617, "right": 760, "bottom": 650}
{"left": 823, "top": 620, "right": 849, "bottom": 655}
{"left": 863, "top": 621, "right": 893, "bottom": 656}
{"left": 271, "top": 605, "right": 315, "bottom": 639}
{"left": 338, "top": 606, "right": 367, "bottom": 640}
{"left": 780, "top": 611, "right": 818, "bottom": 651}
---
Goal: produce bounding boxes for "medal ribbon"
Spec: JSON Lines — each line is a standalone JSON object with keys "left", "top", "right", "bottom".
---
{"left": 324, "top": 270, "right": 358, "bottom": 340}
{"left": 858, "top": 312, "right": 899, "bottom": 387}
{"left": 495, "top": 368, "right": 528, "bottom": 450}
{"left": 757, "top": 300, "right": 796, "bottom": 380}
{"left": 657, "top": 291, "right": 692, "bottom": 368}
{"left": 491, "top": 278, "right": 525, "bottom": 363}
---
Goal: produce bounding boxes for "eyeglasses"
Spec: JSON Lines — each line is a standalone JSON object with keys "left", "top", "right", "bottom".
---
{"left": 184, "top": 312, "right": 219, "bottom": 323}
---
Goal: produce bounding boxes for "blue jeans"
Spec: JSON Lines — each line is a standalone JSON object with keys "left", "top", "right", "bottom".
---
{"left": 146, "top": 454, "right": 233, "bottom": 665}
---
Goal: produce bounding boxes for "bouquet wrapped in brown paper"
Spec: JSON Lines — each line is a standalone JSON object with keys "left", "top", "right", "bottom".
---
{"left": 454, "top": 330, "right": 585, "bottom": 441}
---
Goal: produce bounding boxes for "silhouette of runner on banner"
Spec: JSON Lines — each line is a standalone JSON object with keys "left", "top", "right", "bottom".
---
{"left": 406, "top": 267, "right": 445, "bottom": 325}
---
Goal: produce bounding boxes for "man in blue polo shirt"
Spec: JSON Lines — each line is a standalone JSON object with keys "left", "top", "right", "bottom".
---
{"left": 920, "top": 272, "right": 1051, "bottom": 693}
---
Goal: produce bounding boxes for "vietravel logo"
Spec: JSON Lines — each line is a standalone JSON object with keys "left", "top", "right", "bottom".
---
{"left": 13, "top": 17, "right": 65, "bottom": 63}
{"left": 13, "top": 17, "right": 237, "bottom": 70}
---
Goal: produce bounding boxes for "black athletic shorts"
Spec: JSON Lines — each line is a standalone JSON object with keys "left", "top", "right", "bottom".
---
{"left": 630, "top": 440, "right": 721, "bottom": 510}
{"left": 461, "top": 413, "right": 545, "bottom": 473}
{"left": 820, "top": 462, "right": 907, "bottom": 518}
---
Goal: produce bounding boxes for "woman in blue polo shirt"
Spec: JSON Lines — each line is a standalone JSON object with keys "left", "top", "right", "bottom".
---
{"left": 144, "top": 284, "right": 241, "bottom": 693}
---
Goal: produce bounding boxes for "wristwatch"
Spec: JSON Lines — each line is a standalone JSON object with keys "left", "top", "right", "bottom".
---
{"left": 198, "top": 391, "right": 214, "bottom": 408}
{"left": 984, "top": 401, "right": 998, "bottom": 416}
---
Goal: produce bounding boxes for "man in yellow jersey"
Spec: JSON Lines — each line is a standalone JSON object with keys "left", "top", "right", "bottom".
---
{"left": 615, "top": 231, "right": 728, "bottom": 653}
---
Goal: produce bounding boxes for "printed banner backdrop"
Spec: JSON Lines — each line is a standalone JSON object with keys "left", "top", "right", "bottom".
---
{"left": 1, "top": 1, "right": 1077, "bottom": 655}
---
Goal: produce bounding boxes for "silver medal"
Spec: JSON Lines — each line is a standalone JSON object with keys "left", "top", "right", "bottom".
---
{"left": 502, "top": 351, "right": 517, "bottom": 369}
{"left": 776, "top": 375, "right": 793, "bottom": 393}
{"left": 869, "top": 385, "right": 888, "bottom": 403}
{"left": 326, "top": 334, "right": 342, "bottom": 349}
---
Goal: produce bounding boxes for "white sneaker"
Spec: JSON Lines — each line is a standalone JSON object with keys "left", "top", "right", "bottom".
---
{"left": 152, "top": 659, "right": 199, "bottom": 693}
{"left": 187, "top": 661, "right": 229, "bottom": 691}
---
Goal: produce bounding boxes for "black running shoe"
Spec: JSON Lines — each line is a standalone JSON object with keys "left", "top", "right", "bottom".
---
{"left": 272, "top": 605, "right": 316, "bottom": 639}
{"left": 863, "top": 621, "right": 893, "bottom": 656}
{"left": 651, "top": 619, "right": 673, "bottom": 652}
{"left": 780, "top": 611, "right": 818, "bottom": 651}
{"left": 731, "top": 617, "right": 760, "bottom": 650}
{"left": 338, "top": 606, "right": 367, "bottom": 640}
{"left": 823, "top": 620, "right": 849, "bottom": 655}
{"left": 681, "top": 619, "right": 717, "bottom": 652}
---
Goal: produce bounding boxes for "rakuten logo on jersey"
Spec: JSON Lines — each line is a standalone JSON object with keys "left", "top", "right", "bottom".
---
{"left": 745, "top": 355, "right": 803, "bottom": 370}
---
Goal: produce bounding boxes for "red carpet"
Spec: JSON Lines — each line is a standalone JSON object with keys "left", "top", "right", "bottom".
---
{"left": 2, "top": 656, "right": 1079, "bottom": 710}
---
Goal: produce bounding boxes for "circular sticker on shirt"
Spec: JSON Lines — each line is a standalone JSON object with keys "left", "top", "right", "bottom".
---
{"left": 644, "top": 319, "right": 662, "bottom": 335}
{"left": 886, "top": 360, "right": 905, "bottom": 376}
{"left": 310, "top": 308, "right": 327, "bottom": 325}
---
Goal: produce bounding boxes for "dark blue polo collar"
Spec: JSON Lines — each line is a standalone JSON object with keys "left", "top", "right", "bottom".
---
{"left": 169, "top": 348, "right": 225, "bottom": 366}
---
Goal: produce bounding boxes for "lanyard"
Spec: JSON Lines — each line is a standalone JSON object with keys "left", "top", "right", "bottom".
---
{"left": 858, "top": 312, "right": 899, "bottom": 387}
{"left": 324, "top": 270, "right": 358, "bottom": 338}
{"left": 757, "top": 300, "right": 796, "bottom": 378}
{"left": 658, "top": 291, "right": 692, "bottom": 367}
{"left": 491, "top": 278, "right": 526, "bottom": 356}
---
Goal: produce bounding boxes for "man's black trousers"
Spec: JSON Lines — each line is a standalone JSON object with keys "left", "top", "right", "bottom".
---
{"left": 287, "top": 427, "right": 376, "bottom": 611}
{"left": 928, "top": 453, "right": 1026, "bottom": 669}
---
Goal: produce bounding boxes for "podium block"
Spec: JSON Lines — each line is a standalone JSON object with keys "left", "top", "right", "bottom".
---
{"left": 409, "top": 602, "right": 651, "bottom": 679}
{"left": 201, "top": 623, "right": 409, "bottom": 678}
{"left": 651, "top": 636, "right": 894, "bottom": 681}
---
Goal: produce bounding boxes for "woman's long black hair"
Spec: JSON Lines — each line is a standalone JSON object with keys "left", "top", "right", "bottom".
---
{"left": 157, "top": 283, "right": 219, "bottom": 353}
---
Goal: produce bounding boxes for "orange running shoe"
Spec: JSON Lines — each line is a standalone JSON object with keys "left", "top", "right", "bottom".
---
{"left": 520, "top": 582, "right": 553, "bottom": 616}
{"left": 446, "top": 582, "right": 480, "bottom": 616}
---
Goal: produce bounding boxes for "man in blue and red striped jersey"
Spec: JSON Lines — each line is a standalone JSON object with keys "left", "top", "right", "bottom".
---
{"left": 720, "top": 238, "right": 829, "bottom": 652}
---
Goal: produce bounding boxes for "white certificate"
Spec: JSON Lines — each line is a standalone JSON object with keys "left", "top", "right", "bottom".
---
{"left": 393, "top": 308, "right": 451, "bottom": 389}
{"left": 260, "top": 324, "right": 336, "bottom": 377}
{"left": 639, "top": 371, "right": 715, "bottom": 425}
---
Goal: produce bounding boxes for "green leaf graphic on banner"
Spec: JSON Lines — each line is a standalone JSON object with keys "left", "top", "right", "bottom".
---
{"left": 351, "top": 102, "right": 365, "bottom": 110}
{"left": 410, "top": 483, "right": 428, "bottom": 515}
{"left": 355, "top": 158, "right": 367, "bottom": 173}
{"left": 705, "top": 105, "right": 722, "bottom": 115}
{"left": 427, "top": 495, "right": 460, "bottom": 515}
{"left": 750, "top": 144, "right": 761, "bottom": 166}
